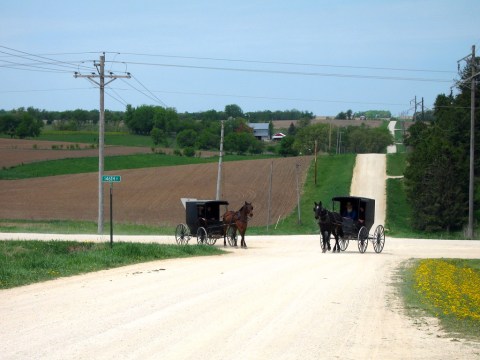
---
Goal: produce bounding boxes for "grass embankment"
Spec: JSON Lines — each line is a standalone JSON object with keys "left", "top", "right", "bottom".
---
{"left": 0, "top": 240, "right": 225, "bottom": 289}
{"left": 400, "top": 259, "right": 480, "bottom": 340}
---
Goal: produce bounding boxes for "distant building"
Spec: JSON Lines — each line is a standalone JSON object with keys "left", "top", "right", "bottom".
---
{"left": 272, "top": 132, "right": 286, "bottom": 141}
{"left": 248, "top": 123, "right": 270, "bottom": 141}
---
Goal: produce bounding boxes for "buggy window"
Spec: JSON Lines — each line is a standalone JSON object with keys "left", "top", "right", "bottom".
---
{"left": 206, "top": 206, "right": 219, "bottom": 221}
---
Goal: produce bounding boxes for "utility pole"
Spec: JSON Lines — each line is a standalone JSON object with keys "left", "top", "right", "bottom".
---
{"left": 216, "top": 119, "right": 225, "bottom": 200}
{"left": 413, "top": 96, "right": 417, "bottom": 121}
{"left": 295, "top": 163, "right": 301, "bottom": 225}
{"left": 469, "top": 45, "right": 476, "bottom": 239}
{"left": 74, "top": 54, "right": 130, "bottom": 234}
{"left": 421, "top": 97, "right": 424, "bottom": 121}
{"left": 314, "top": 140, "right": 318, "bottom": 185}
{"left": 267, "top": 161, "right": 273, "bottom": 232}
{"left": 410, "top": 96, "right": 423, "bottom": 121}
{"left": 457, "top": 45, "right": 479, "bottom": 239}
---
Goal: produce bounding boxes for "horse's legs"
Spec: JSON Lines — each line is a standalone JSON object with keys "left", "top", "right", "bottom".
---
{"left": 239, "top": 228, "right": 247, "bottom": 248}
{"left": 321, "top": 230, "right": 329, "bottom": 253}
{"left": 333, "top": 232, "right": 340, "bottom": 252}
{"left": 241, "top": 233, "right": 247, "bottom": 248}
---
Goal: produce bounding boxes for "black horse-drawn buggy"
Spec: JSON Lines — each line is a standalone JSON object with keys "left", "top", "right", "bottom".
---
{"left": 314, "top": 196, "right": 385, "bottom": 253}
{"left": 175, "top": 199, "right": 253, "bottom": 248}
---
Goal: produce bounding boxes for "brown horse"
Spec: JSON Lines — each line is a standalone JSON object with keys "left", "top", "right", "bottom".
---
{"left": 222, "top": 202, "right": 253, "bottom": 248}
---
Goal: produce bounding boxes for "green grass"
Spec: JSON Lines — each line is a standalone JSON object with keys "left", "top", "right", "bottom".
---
{"left": 0, "top": 219, "right": 174, "bottom": 235}
{"left": 398, "top": 259, "right": 480, "bottom": 340}
{"left": 0, "top": 240, "right": 225, "bottom": 289}
{"left": 0, "top": 153, "right": 277, "bottom": 180}
{"left": 387, "top": 153, "right": 407, "bottom": 176}
{"left": 386, "top": 178, "right": 412, "bottom": 236}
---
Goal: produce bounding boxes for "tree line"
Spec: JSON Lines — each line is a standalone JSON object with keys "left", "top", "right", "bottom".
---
{"left": 404, "top": 59, "right": 479, "bottom": 233}
{"left": 335, "top": 109, "right": 392, "bottom": 120}
{"left": 278, "top": 122, "right": 393, "bottom": 156}
{"left": 0, "top": 103, "right": 394, "bottom": 156}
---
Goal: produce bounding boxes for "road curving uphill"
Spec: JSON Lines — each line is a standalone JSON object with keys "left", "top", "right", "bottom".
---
{"left": 1, "top": 154, "right": 480, "bottom": 359}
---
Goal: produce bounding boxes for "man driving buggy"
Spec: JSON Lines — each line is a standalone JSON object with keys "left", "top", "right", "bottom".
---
{"left": 342, "top": 201, "right": 366, "bottom": 230}
{"left": 343, "top": 202, "right": 357, "bottom": 220}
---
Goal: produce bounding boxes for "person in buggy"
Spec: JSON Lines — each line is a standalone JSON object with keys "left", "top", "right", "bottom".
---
{"left": 342, "top": 202, "right": 357, "bottom": 220}
{"left": 342, "top": 201, "right": 365, "bottom": 231}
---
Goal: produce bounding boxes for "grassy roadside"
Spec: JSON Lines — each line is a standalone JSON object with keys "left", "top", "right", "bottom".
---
{"left": 398, "top": 258, "right": 480, "bottom": 341}
{"left": 0, "top": 219, "right": 174, "bottom": 235}
{"left": 0, "top": 240, "right": 225, "bottom": 289}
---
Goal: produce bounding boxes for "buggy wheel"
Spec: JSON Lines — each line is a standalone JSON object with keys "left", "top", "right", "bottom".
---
{"left": 205, "top": 233, "right": 217, "bottom": 246}
{"left": 226, "top": 226, "right": 237, "bottom": 247}
{"left": 175, "top": 223, "right": 190, "bottom": 245}
{"left": 197, "top": 227, "right": 207, "bottom": 244}
{"left": 373, "top": 225, "right": 385, "bottom": 253}
{"left": 339, "top": 237, "right": 349, "bottom": 251}
{"left": 357, "top": 226, "right": 368, "bottom": 253}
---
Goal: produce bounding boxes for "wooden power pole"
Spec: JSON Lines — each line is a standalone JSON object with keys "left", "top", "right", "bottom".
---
{"left": 74, "top": 54, "right": 130, "bottom": 234}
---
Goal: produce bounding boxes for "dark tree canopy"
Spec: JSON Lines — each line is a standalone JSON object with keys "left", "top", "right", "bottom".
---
{"left": 403, "top": 59, "right": 480, "bottom": 232}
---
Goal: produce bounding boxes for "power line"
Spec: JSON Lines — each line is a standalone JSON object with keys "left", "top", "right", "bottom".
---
{"left": 2, "top": 46, "right": 455, "bottom": 74}
{"left": 142, "top": 88, "right": 408, "bottom": 107}
{"left": 0, "top": 87, "right": 94, "bottom": 93}
{"left": 110, "top": 51, "right": 455, "bottom": 74}
{"left": 0, "top": 85, "right": 418, "bottom": 108}
{"left": 105, "top": 89, "right": 129, "bottom": 107}
{"left": 119, "top": 78, "right": 167, "bottom": 107}
{"left": 108, "top": 60, "right": 453, "bottom": 83}
{"left": 130, "top": 74, "right": 167, "bottom": 107}
{"left": 0, "top": 60, "right": 71, "bottom": 73}
{"left": 0, "top": 46, "right": 84, "bottom": 72}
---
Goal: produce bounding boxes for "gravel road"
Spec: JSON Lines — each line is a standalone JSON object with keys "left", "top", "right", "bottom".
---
{"left": 1, "top": 154, "right": 479, "bottom": 359}
{"left": 1, "top": 236, "right": 479, "bottom": 359}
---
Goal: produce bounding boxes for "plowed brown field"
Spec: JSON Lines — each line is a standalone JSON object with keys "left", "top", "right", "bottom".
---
{"left": 0, "top": 139, "right": 312, "bottom": 226}
{"left": 0, "top": 138, "right": 155, "bottom": 168}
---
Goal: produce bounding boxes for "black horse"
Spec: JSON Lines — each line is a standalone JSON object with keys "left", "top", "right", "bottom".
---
{"left": 313, "top": 201, "right": 344, "bottom": 253}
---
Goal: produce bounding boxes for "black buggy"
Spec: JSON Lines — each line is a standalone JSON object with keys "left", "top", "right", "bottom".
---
{"left": 174, "top": 199, "right": 237, "bottom": 246}
{"left": 331, "top": 196, "right": 385, "bottom": 253}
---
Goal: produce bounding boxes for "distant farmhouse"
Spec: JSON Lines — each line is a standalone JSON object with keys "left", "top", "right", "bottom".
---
{"left": 248, "top": 123, "right": 270, "bottom": 141}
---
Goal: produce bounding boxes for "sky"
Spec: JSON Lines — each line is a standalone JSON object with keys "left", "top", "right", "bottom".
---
{"left": 1, "top": 0, "right": 479, "bottom": 117}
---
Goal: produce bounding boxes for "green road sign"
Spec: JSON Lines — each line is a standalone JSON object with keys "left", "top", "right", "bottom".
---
{"left": 102, "top": 175, "right": 122, "bottom": 183}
